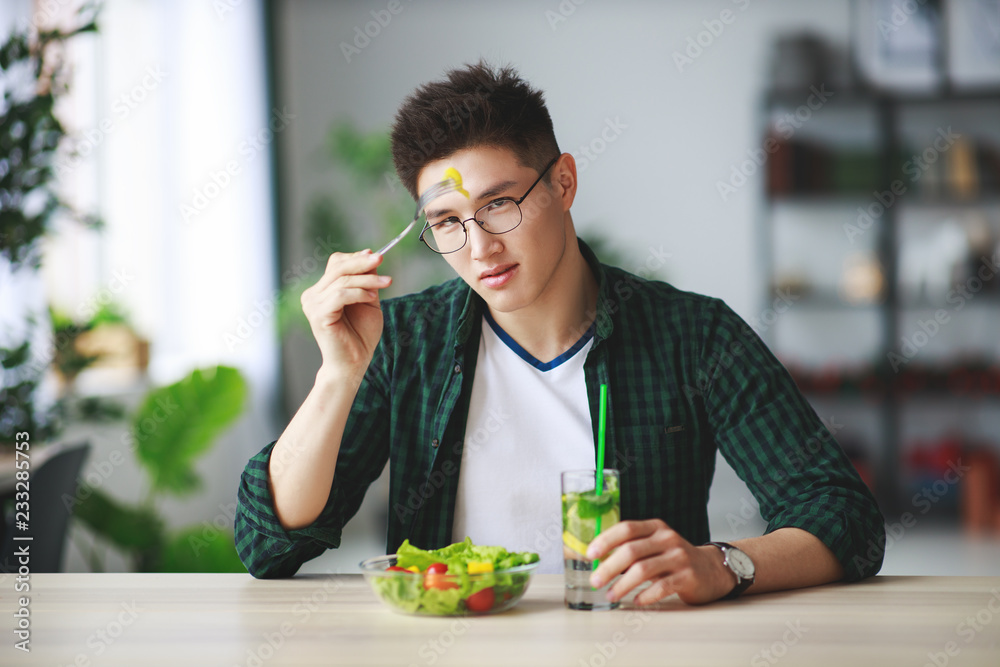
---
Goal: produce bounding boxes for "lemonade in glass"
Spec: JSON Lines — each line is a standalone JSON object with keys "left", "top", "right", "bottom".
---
{"left": 561, "top": 469, "right": 620, "bottom": 610}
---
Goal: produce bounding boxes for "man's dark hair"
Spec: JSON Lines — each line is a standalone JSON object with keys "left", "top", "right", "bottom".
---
{"left": 390, "top": 61, "right": 561, "bottom": 199}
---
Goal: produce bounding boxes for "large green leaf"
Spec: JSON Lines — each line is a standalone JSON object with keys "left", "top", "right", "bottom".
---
{"left": 133, "top": 366, "right": 247, "bottom": 495}
{"left": 72, "top": 487, "right": 164, "bottom": 553}
{"left": 159, "top": 526, "right": 247, "bottom": 573}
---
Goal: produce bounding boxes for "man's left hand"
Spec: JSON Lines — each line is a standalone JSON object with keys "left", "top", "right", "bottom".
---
{"left": 586, "top": 519, "right": 735, "bottom": 606}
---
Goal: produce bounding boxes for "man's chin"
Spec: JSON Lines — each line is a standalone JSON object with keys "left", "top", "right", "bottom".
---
{"left": 476, "top": 287, "right": 527, "bottom": 315}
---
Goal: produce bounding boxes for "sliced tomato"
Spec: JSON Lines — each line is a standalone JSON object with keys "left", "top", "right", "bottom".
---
{"left": 386, "top": 566, "right": 411, "bottom": 573}
{"left": 465, "top": 587, "right": 495, "bottom": 612}
{"left": 424, "top": 562, "right": 458, "bottom": 590}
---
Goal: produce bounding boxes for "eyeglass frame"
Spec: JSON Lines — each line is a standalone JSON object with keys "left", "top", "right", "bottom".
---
{"left": 418, "top": 155, "right": 561, "bottom": 254}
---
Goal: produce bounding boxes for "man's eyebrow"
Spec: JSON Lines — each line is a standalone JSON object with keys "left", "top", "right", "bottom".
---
{"left": 424, "top": 179, "right": 519, "bottom": 219}
{"left": 477, "top": 179, "right": 519, "bottom": 201}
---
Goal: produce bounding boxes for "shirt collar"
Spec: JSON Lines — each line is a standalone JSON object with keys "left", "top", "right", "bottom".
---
{"left": 454, "top": 237, "right": 615, "bottom": 347}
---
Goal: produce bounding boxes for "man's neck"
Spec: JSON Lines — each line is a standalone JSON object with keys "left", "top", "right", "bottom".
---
{"left": 486, "top": 237, "right": 599, "bottom": 364}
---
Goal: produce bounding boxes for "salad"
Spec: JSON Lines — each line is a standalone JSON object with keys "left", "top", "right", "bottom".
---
{"left": 370, "top": 537, "right": 540, "bottom": 615}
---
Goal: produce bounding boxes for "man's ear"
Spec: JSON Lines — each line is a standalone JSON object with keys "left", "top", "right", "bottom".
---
{"left": 553, "top": 152, "right": 577, "bottom": 211}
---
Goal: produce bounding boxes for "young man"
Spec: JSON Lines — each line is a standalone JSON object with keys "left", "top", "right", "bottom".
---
{"left": 236, "top": 62, "right": 885, "bottom": 606}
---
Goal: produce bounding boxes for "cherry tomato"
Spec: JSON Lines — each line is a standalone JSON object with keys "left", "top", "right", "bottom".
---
{"left": 386, "top": 566, "right": 410, "bottom": 573}
{"left": 465, "top": 587, "right": 495, "bottom": 612}
{"left": 424, "top": 562, "right": 458, "bottom": 590}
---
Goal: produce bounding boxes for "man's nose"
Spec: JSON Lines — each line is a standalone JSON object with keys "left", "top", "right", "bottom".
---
{"left": 467, "top": 220, "right": 501, "bottom": 260}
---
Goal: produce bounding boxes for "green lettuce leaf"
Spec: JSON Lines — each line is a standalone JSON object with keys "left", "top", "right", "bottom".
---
{"left": 372, "top": 573, "right": 422, "bottom": 613}
{"left": 385, "top": 538, "right": 539, "bottom": 614}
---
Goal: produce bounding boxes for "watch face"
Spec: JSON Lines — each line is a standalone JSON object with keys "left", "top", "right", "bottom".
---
{"left": 728, "top": 549, "right": 755, "bottom": 578}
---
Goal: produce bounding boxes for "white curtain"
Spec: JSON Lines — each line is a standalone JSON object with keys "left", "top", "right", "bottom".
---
{"left": 41, "top": 0, "right": 281, "bottom": 432}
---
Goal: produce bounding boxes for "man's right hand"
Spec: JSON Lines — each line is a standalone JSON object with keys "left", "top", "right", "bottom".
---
{"left": 268, "top": 250, "right": 391, "bottom": 532}
{"left": 300, "top": 249, "right": 392, "bottom": 382}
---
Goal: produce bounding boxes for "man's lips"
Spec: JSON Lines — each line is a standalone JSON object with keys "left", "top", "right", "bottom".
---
{"left": 479, "top": 264, "right": 517, "bottom": 280}
{"left": 479, "top": 263, "right": 518, "bottom": 288}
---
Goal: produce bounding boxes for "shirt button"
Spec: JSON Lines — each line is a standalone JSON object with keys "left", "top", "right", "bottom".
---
{"left": 431, "top": 438, "right": 440, "bottom": 448}
{"left": 453, "top": 363, "right": 462, "bottom": 374}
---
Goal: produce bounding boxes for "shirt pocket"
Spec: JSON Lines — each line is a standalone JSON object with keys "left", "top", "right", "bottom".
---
{"left": 615, "top": 416, "right": 704, "bottom": 534}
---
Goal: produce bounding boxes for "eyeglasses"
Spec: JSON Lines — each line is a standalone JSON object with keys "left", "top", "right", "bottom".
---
{"left": 418, "top": 155, "right": 560, "bottom": 254}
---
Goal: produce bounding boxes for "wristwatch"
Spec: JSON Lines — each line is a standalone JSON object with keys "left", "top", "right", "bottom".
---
{"left": 708, "top": 541, "right": 755, "bottom": 599}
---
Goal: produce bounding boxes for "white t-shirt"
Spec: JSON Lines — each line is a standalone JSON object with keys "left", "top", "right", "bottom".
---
{"left": 451, "top": 312, "right": 596, "bottom": 573}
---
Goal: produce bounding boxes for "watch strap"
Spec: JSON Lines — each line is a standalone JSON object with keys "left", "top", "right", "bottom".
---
{"left": 708, "top": 541, "right": 754, "bottom": 600}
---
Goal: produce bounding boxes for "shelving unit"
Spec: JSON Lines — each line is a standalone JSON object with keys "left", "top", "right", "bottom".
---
{"left": 759, "top": 59, "right": 1000, "bottom": 517}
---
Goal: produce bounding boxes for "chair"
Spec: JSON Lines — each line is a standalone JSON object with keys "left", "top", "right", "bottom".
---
{"left": 0, "top": 441, "right": 91, "bottom": 573}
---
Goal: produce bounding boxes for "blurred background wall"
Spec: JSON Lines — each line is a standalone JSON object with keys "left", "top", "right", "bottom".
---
{"left": 2, "top": 0, "right": 999, "bottom": 576}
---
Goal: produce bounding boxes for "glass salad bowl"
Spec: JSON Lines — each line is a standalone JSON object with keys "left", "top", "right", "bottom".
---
{"left": 359, "top": 554, "right": 539, "bottom": 616}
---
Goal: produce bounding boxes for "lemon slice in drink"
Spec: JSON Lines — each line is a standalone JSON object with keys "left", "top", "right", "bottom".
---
{"left": 563, "top": 531, "right": 590, "bottom": 557}
{"left": 563, "top": 498, "right": 592, "bottom": 541}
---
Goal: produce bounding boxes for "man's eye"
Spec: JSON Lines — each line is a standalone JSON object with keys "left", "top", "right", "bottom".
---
{"left": 486, "top": 199, "right": 512, "bottom": 212}
{"left": 434, "top": 217, "right": 461, "bottom": 229}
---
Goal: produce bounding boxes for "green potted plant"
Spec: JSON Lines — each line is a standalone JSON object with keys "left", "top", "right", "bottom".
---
{"left": 70, "top": 365, "right": 249, "bottom": 572}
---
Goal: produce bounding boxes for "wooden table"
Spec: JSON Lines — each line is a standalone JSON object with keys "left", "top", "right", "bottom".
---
{"left": 1, "top": 574, "right": 998, "bottom": 666}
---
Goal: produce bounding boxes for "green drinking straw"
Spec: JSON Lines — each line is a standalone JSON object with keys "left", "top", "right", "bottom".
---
{"left": 593, "top": 383, "right": 608, "bottom": 571}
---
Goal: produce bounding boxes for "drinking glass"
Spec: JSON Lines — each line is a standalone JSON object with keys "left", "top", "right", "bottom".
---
{"left": 561, "top": 469, "right": 620, "bottom": 610}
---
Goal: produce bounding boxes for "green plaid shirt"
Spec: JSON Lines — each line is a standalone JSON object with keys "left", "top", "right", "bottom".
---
{"left": 236, "top": 240, "right": 885, "bottom": 579}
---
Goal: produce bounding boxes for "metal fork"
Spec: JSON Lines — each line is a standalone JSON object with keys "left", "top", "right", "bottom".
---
{"left": 376, "top": 176, "right": 466, "bottom": 255}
